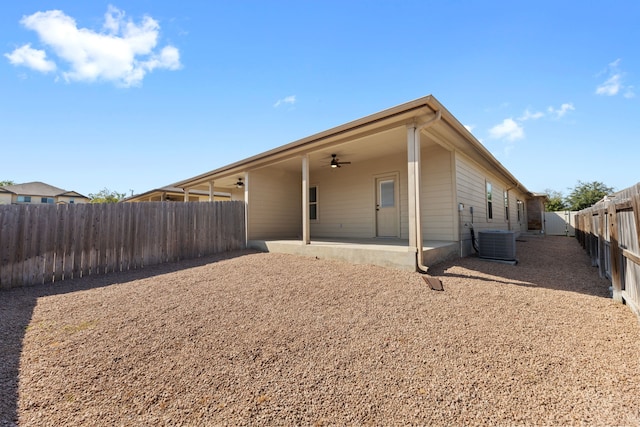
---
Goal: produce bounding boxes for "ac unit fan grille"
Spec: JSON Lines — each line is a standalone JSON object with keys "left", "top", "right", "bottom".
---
{"left": 478, "top": 230, "right": 516, "bottom": 261}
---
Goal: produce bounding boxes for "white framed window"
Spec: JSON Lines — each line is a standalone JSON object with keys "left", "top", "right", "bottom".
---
{"left": 17, "top": 196, "right": 31, "bottom": 203}
{"left": 504, "top": 190, "right": 509, "bottom": 221}
{"left": 517, "top": 200, "right": 523, "bottom": 222}
{"left": 41, "top": 197, "right": 54, "bottom": 204}
{"left": 486, "top": 181, "right": 493, "bottom": 220}
{"left": 309, "top": 186, "right": 318, "bottom": 221}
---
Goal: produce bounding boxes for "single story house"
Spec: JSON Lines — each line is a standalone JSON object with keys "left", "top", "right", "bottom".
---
{"left": 0, "top": 181, "right": 90, "bottom": 205}
{"left": 167, "top": 95, "right": 544, "bottom": 271}
{"left": 123, "top": 185, "right": 231, "bottom": 203}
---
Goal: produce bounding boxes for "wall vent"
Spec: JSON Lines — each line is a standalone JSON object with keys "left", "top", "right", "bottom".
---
{"left": 478, "top": 230, "right": 516, "bottom": 261}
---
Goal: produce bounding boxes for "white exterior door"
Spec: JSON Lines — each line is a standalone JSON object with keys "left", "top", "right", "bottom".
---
{"left": 376, "top": 176, "right": 399, "bottom": 237}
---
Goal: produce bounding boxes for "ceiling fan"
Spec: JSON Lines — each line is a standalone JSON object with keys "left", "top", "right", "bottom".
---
{"left": 330, "top": 154, "right": 351, "bottom": 168}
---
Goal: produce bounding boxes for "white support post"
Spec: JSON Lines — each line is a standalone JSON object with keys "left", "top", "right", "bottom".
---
{"left": 183, "top": 188, "right": 190, "bottom": 202}
{"left": 244, "top": 172, "right": 249, "bottom": 246}
{"left": 302, "top": 154, "right": 310, "bottom": 245}
{"left": 208, "top": 180, "right": 215, "bottom": 202}
{"left": 407, "top": 124, "right": 418, "bottom": 251}
{"left": 414, "top": 127, "right": 423, "bottom": 250}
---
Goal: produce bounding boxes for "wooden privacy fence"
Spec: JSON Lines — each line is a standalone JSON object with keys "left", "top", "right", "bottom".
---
{"left": 0, "top": 201, "right": 246, "bottom": 289}
{"left": 575, "top": 183, "right": 640, "bottom": 315}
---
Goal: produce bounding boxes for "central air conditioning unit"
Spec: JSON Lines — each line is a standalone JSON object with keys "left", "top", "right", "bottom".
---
{"left": 478, "top": 230, "right": 516, "bottom": 261}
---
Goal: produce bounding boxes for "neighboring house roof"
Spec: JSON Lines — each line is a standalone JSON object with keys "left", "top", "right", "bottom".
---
{"left": 170, "top": 94, "right": 533, "bottom": 196}
{"left": 0, "top": 181, "right": 89, "bottom": 199}
{"left": 59, "top": 191, "right": 88, "bottom": 198}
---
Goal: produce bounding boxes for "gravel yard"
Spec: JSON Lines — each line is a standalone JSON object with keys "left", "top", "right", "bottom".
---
{"left": 1, "top": 236, "right": 639, "bottom": 425}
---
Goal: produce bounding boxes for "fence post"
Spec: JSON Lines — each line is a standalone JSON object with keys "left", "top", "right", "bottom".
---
{"left": 0, "top": 206, "right": 16, "bottom": 288}
{"left": 597, "top": 208, "right": 606, "bottom": 278}
{"left": 607, "top": 200, "right": 623, "bottom": 302}
{"left": 632, "top": 184, "right": 640, "bottom": 253}
{"left": 575, "top": 213, "right": 582, "bottom": 246}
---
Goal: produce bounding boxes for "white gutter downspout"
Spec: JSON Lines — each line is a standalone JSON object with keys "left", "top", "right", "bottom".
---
{"left": 413, "top": 110, "right": 441, "bottom": 273}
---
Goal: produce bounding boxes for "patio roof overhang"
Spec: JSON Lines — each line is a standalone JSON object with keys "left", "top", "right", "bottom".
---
{"left": 169, "top": 94, "right": 532, "bottom": 197}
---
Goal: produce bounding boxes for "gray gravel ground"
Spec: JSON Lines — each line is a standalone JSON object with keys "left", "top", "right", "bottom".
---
{"left": 1, "top": 236, "right": 639, "bottom": 426}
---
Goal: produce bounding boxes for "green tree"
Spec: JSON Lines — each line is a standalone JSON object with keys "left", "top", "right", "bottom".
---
{"left": 544, "top": 189, "right": 566, "bottom": 211}
{"left": 565, "top": 181, "right": 614, "bottom": 211}
{"left": 0, "top": 180, "right": 15, "bottom": 186}
{"left": 89, "top": 188, "right": 126, "bottom": 203}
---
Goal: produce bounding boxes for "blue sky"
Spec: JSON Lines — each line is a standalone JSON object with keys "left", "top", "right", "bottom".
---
{"left": 1, "top": 1, "right": 638, "bottom": 198}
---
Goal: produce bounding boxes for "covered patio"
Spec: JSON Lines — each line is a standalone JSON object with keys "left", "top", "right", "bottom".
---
{"left": 168, "top": 95, "right": 533, "bottom": 273}
{"left": 249, "top": 238, "right": 459, "bottom": 271}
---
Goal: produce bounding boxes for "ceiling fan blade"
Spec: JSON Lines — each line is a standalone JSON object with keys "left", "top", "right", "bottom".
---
{"left": 330, "top": 154, "right": 352, "bottom": 168}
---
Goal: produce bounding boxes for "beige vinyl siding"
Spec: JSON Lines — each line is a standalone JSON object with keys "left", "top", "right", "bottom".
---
{"left": 0, "top": 193, "right": 11, "bottom": 204}
{"left": 247, "top": 167, "right": 302, "bottom": 239}
{"left": 230, "top": 188, "right": 245, "bottom": 201}
{"left": 57, "top": 196, "right": 90, "bottom": 204}
{"left": 455, "top": 151, "right": 522, "bottom": 234}
{"left": 506, "top": 189, "right": 528, "bottom": 232}
{"left": 455, "top": 152, "right": 490, "bottom": 230}
{"left": 421, "top": 145, "right": 455, "bottom": 241}
{"left": 308, "top": 144, "right": 454, "bottom": 241}
{"left": 311, "top": 152, "right": 408, "bottom": 239}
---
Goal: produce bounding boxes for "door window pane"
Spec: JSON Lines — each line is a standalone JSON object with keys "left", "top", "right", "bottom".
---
{"left": 380, "top": 180, "right": 395, "bottom": 207}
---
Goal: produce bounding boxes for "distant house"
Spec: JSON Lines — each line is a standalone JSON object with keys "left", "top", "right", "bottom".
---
{"left": 0, "top": 182, "right": 90, "bottom": 205}
{"left": 123, "top": 185, "right": 231, "bottom": 203}
{"left": 154, "top": 95, "right": 544, "bottom": 271}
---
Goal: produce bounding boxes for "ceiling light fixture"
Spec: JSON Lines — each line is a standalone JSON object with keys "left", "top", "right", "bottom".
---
{"left": 330, "top": 154, "right": 351, "bottom": 168}
{"left": 236, "top": 178, "right": 244, "bottom": 188}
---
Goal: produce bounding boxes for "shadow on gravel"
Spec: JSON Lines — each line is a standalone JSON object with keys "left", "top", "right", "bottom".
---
{"left": 0, "top": 249, "right": 255, "bottom": 425}
{"left": 428, "top": 236, "right": 612, "bottom": 299}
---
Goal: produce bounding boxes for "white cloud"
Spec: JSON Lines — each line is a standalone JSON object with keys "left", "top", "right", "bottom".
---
{"left": 463, "top": 124, "right": 475, "bottom": 133}
{"left": 5, "top": 6, "right": 181, "bottom": 87}
{"left": 596, "top": 59, "right": 634, "bottom": 97}
{"left": 547, "top": 103, "right": 575, "bottom": 119}
{"left": 596, "top": 74, "right": 622, "bottom": 96}
{"left": 489, "top": 118, "right": 524, "bottom": 141}
{"left": 624, "top": 86, "right": 636, "bottom": 99}
{"left": 274, "top": 95, "right": 296, "bottom": 108}
{"left": 4, "top": 43, "right": 56, "bottom": 72}
{"left": 103, "top": 5, "right": 125, "bottom": 34}
{"left": 518, "top": 109, "right": 544, "bottom": 121}
{"left": 486, "top": 102, "right": 573, "bottom": 157}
